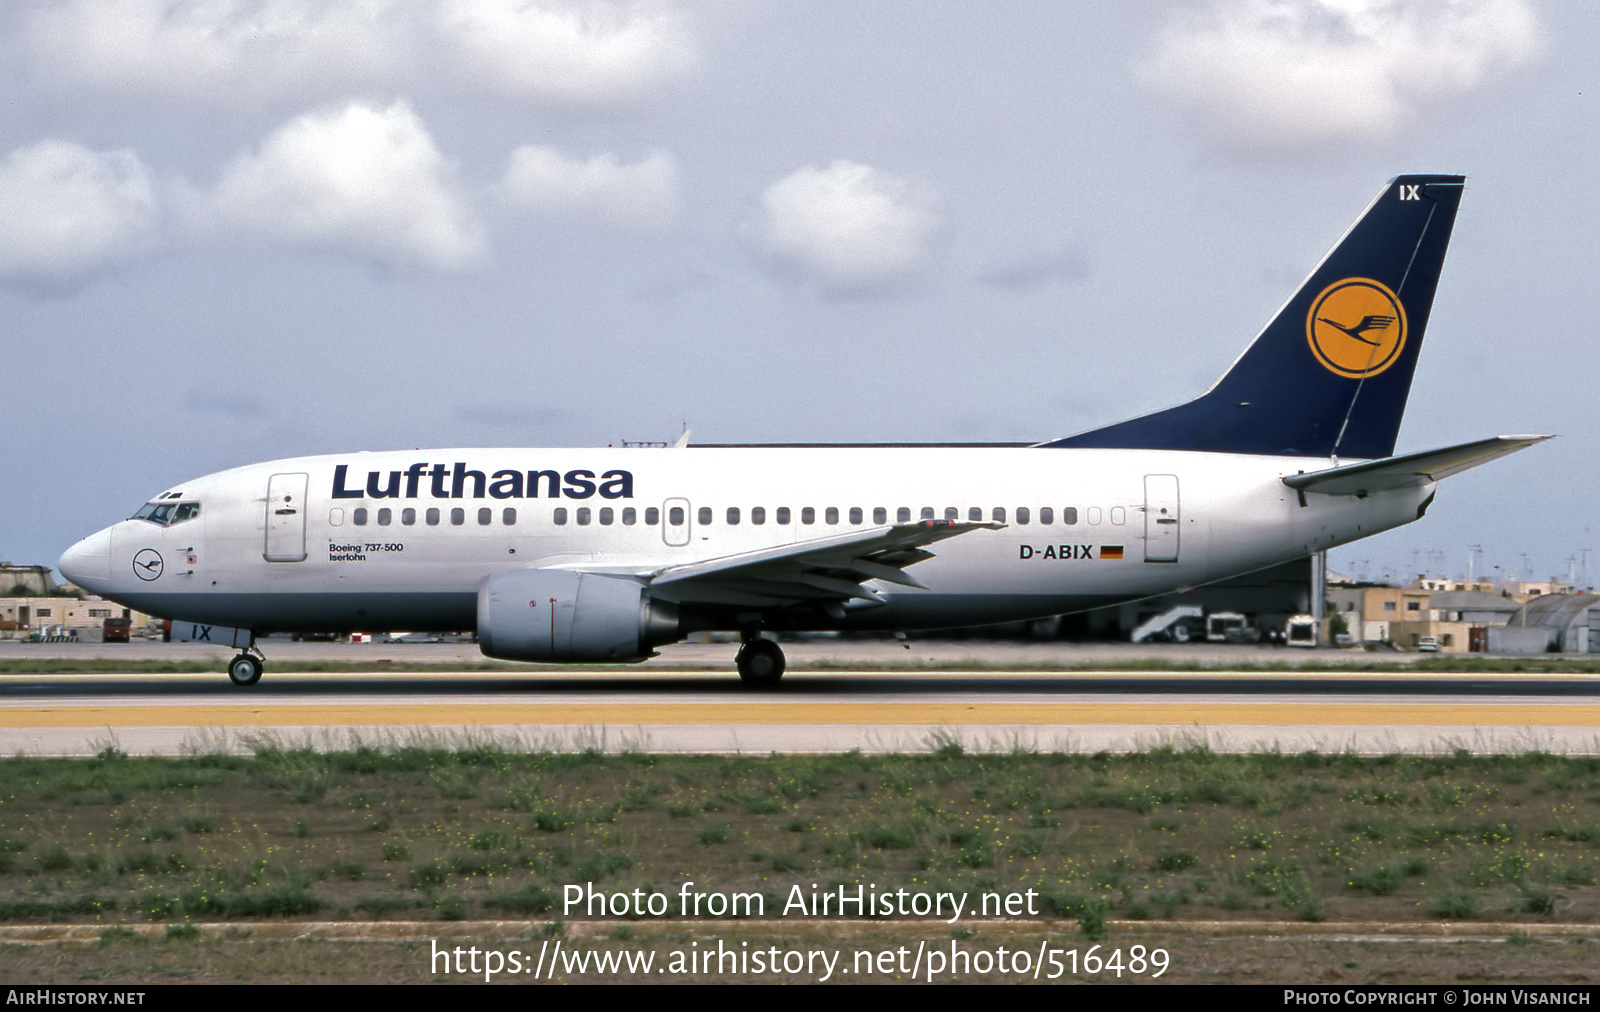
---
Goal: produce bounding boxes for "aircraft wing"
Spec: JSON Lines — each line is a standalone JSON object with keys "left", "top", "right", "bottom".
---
{"left": 626, "top": 520, "right": 1002, "bottom": 608}
{"left": 1283, "top": 435, "right": 1551, "bottom": 496}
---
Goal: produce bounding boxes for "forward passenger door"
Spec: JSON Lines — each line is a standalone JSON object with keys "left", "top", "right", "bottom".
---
{"left": 264, "top": 473, "right": 309, "bottom": 562}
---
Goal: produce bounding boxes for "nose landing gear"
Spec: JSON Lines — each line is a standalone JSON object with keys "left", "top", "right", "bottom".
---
{"left": 227, "top": 649, "right": 264, "bottom": 687}
{"left": 735, "top": 636, "right": 785, "bottom": 688}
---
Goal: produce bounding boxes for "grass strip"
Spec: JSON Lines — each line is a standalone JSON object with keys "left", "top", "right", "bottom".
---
{"left": 1, "top": 743, "right": 1597, "bottom": 935}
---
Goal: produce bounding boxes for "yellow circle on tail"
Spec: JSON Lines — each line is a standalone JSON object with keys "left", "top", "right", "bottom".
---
{"left": 1305, "top": 278, "right": 1407, "bottom": 379}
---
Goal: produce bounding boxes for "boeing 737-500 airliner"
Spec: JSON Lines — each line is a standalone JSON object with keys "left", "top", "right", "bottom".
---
{"left": 58, "top": 175, "right": 1546, "bottom": 687}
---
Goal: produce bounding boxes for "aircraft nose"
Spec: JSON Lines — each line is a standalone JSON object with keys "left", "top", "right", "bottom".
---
{"left": 59, "top": 528, "right": 112, "bottom": 591}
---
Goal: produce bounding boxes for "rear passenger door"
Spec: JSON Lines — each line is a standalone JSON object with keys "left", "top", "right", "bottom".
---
{"left": 1143, "top": 474, "right": 1180, "bottom": 563}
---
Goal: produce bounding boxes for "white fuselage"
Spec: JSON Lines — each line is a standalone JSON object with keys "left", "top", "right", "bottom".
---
{"left": 59, "top": 445, "right": 1429, "bottom": 636}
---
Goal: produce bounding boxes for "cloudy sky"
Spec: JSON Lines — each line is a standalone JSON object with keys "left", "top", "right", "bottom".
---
{"left": 3, "top": 0, "right": 1593, "bottom": 589}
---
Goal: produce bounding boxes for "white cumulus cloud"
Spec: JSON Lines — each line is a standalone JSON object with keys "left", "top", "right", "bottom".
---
{"left": 26, "top": 0, "right": 408, "bottom": 106}
{"left": 1138, "top": 0, "right": 1543, "bottom": 151}
{"left": 0, "top": 141, "right": 158, "bottom": 284}
{"left": 436, "top": 0, "right": 698, "bottom": 107}
{"left": 23, "top": 0, "right": 698, "bottom": 109}
{"left": 497, "top": 146, "right": 680, "bottom": 228}
{"left": 743, "top": 160, "right": 941, "bottom": 295}
{"left": 203, "top": 101, "right": 485, "bottom": 270}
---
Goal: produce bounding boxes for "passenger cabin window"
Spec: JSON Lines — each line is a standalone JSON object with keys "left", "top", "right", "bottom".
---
{"left": 776, "top": 507, "right": 790, "bottom": 524}
{"left": 1062, "top": 507, "right": 1078, "bottom": 525}
{"left": 577, "top": 507, "right": 591, "bottom": 525}
{"left": 801, "top": 507, "right": 815, "bottom": 524}
{"left": 850, "top": 507, "right": 863, "bottom": 524}
{"left": 669, "top": 506, "right": 684, "bottom": 525}
{"left": 1017, "top": 507, "right": 1031, "bottom": 524}
{"left": 427, "top": 508, "right": 440, "bottom": 525}
{"left": 477, "top": 507, "right": 491, "bottom": 525}
{"left": 727, "top": 507, "right": 740, "bottom": 525}
{"left": 354, "top": 508, "right": 368, "bottom": 525}
{"left": 992, "top": 507, "right": 1006, "bottom": 523}
{"left": 377, "top": 508, "right": 392, "bottom": 525}
{"left": 751, "top": 507, "right": 766, "bottom": 525}
{"left": 623, "top": 507, "right": 637, "bottom": 525}
{"left": 873, "top": 507, "right": 887, "bottom": 524}
{"left": 600, "top": 507, "right": 614, "bottom": 525}
{"left": 646, "top": 507, "right": 660, "bottom": 525}
{"left": 503, "top": 508, "right": 517, "bottom": 525}
{"left": 698, "top": 507, "right": 712, "bottom": 525}
{"left": 968, "top": 507, "right": 982, "bottom": 521}
{"left": 451, "top": 508, "right": 465, "bottom": 526}
{"left": 897, "top": 507, "right": 911, "bottom": 522}
{"left": 554, "top": 508, "right": 568, "bottom": 525}
{"left": 825, "top": 507, "right": 839, "bottom": 524}
{"left": 944, "top": 507, "right": 958, "bottom": 520}
{"left": 402, "top": 508, "right": 416, "bottom": 525}
{"left": 1040, "top": 507, "right": 1054, "bottom": 524}
{"left": 920, "top": 507, "right": 934, "bottom": 520}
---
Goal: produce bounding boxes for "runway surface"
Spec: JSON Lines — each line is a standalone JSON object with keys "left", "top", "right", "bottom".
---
{"left": 4, "top": 666, "right": 1598, "bottom": 757}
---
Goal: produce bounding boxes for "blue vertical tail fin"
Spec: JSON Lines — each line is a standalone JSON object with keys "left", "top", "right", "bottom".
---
{"left": 1042, "top": 174, "right": 1465, "bottom": 459}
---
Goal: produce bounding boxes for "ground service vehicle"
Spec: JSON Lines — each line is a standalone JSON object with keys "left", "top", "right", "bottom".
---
{"left": 1285, "top": 614, "right": 1318, "bottom": 648}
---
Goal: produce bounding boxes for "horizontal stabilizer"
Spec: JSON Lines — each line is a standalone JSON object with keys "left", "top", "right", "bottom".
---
{"left": 1283, "top": 436, "right": 1550, "bottom": 496}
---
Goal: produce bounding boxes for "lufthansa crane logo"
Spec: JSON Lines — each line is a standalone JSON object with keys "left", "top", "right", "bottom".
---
{"left": 132, "top": 549, "right": 164, "bottom": 582}
{"left": 1306, "top": 278, "right": 1407, "bottom": 379}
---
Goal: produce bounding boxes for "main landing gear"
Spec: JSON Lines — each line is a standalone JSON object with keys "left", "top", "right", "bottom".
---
{"left": 735, "top": 636, "right": 785, "bottom": 688}
{"left": 227, "top": 646, "right": 265, "bottom": 687}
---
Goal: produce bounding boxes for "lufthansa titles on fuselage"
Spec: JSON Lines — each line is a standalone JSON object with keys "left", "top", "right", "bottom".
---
{"left": 331, "top": 463, "right": 634, "bottom": 501}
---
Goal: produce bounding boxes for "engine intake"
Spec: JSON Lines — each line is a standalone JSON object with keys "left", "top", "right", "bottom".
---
{"left": 477, "top": 568, "right": 679, "bottom": 663}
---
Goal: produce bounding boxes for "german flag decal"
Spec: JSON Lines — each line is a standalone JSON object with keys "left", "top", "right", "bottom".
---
{"left": 1100, "top": 545, "right": 1124, "bottom": 560}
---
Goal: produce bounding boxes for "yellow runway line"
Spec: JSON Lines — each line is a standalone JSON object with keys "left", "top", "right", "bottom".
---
{"left": 3, "top": 702, "right": 1598, "bottom": 727}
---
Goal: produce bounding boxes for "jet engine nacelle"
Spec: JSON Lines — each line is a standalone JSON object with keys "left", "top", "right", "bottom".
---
{"left": 476, "top": 568, "right": 679, "bottom": 663}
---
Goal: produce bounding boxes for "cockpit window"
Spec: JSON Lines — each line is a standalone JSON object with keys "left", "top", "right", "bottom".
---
{"left": 132, "top": 502, "right": 171, "bottom": 524}
{"left": 133, "top": 501, "right": 200, "bottom": 526}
